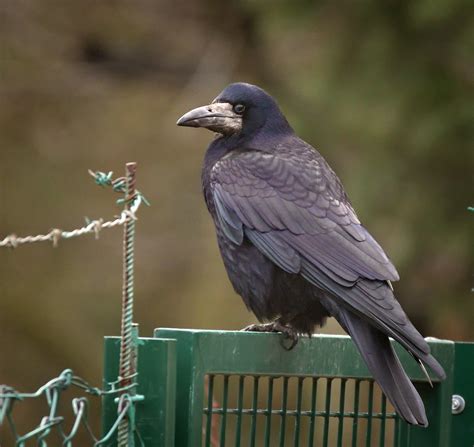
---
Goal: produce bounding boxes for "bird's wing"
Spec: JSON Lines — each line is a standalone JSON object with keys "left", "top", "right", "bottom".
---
{"left": 211, "top": 145, "right": 399, "bottom": 284}
{"left": 210, "top": 146, "right": 441, "bottom": 364}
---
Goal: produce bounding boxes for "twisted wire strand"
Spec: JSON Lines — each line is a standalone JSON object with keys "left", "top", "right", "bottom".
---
{"left": 0, "top": 169, "right": 145, "bottom": 249}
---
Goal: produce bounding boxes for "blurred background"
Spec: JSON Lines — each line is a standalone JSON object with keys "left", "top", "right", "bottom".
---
{"left": 1, "top": 0, "right": 473, "bottom": 442}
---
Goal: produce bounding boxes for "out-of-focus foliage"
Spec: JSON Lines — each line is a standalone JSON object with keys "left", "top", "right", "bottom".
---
{"left": 0, "top": 0, "right": 472, "bottom": 441}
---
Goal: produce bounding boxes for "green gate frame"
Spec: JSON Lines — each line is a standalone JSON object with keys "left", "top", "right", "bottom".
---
{"left": 102, "top": 329, "right": 473, "bottom": 446}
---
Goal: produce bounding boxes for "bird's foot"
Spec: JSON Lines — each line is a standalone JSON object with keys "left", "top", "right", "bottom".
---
{"left": 242, "top": 322, "right": 299, "bottom": 351}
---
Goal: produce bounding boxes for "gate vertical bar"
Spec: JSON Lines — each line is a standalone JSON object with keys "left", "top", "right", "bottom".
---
{"left": 205, "top": 375, "right": 214, "bottom": 447}
{"left": 264, "top": 377, "right": 274, "bottom": 447}
{"left": 322, "top": 378, "right": 332, "bottom": 447}
{"left": 308, "top": 377, "right": 318, "bottom": 446}
{"left": 220, "top": 375, "right": 230, "bottom": 446}
{"left": 234, "top": 376, "right": 245, "bottom": 447}
{"left": 337, "top": 379, "right": 346, "bottom": 447}
{"left": 250, "top": 376, "right": 260, "bottom": 447}
{"left": 293, "top": 377, "right": 304, "bottom": 447}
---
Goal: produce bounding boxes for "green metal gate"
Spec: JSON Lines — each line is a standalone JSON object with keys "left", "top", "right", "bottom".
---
{"left": 102, "top": 329, "right": 473, "bottom": 446}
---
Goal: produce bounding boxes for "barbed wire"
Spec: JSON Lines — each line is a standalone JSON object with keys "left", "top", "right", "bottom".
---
{"left": 0, "top": 169, "right": 149, "bottom": 249}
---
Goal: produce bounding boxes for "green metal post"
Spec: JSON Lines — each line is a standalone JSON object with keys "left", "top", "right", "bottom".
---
{"left": 102, "top": 336, "right": 176, "bottom": 446}
{"left": 450, "top": 342, "right": 474, "bottom": 446}
{"left": 153, "top": 329, "right": 206, "bottom": 447}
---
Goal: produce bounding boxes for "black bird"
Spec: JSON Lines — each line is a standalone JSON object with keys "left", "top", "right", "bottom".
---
{"left": 177, "top": 82, "right": 445, "bottom": 426}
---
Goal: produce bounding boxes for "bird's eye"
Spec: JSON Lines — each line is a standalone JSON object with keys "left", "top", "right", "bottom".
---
{"left": 233, "top": 104, "right": 245, "bottom": 114}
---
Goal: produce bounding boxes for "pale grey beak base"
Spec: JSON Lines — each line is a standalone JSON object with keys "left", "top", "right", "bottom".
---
{"left": 177, "top": 102, "right": 242, "bottom": 135}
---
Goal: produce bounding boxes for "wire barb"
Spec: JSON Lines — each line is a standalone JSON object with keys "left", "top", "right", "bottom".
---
{"left": 0, "top": 168, "right": 149, "bottom": 249}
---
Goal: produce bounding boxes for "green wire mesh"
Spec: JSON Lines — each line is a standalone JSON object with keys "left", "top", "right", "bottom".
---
{"left": 203, "top": 374, "right": 399, "bottom": 447}
{"left": 0, "top": 369, "right": 140, "bottom": 446}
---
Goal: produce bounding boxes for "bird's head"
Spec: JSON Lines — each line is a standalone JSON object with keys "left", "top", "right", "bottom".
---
{"left": 177, "top": 82, "right": 292, "bottom": 138}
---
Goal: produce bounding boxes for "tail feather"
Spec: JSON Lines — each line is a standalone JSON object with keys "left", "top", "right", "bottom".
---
{"left": 338, "top": 309, "right": 428, "bottom": 426}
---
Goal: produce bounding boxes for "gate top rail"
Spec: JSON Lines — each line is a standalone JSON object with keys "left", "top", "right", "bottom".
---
{"left": 153, "top": 328, "right": 454, "bottom": 381}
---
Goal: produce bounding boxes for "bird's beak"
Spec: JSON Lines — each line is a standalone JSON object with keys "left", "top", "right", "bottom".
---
{"left": 176, "top": 102, "right": 242, "bottom": 135}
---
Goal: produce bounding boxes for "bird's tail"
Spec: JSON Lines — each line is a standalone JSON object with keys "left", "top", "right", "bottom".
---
{"left": 337, "top": 309, "right": 428, "bottom": 426}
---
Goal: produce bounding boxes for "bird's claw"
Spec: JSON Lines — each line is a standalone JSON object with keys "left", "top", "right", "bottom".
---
{"left": 275, "top": 322, "right": 299, "bottom": 350}
{"left": 242, "top": 322, "right": 299, "bottom": 350}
